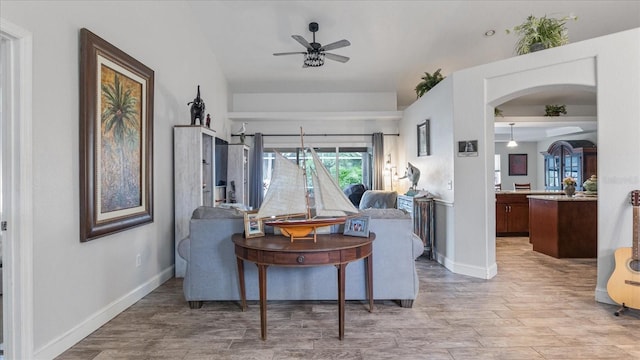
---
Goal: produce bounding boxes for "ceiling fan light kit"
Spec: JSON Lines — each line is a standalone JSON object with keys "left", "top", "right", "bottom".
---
{"left": 274, "top": 22, "right": 350, "bottom": 68}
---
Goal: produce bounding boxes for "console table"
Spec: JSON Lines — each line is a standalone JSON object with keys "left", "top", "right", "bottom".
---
{"left": 232, "top": 233, "right": 375, "bottom": 340}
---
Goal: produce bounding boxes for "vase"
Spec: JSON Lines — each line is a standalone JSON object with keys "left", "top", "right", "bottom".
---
{"left": 564, "top": 184, "right": 576, "bottom": 197}
{"left": 583, "top": 175, "right": 597, "bottom": 194}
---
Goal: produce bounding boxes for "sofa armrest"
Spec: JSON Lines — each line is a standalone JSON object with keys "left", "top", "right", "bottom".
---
{"left": 411, "top": 233, "right": 424, "bottom": 259}
{"left": 177, "top": 237, "right": 190, "bottom": 261}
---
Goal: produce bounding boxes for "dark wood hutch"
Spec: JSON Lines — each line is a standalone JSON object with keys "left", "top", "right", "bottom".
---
{"left": 542, "top": 140, "right": 597, "bottom": 191}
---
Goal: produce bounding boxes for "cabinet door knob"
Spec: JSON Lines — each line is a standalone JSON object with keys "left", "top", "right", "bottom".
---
{"left": 297, "top": 255, "right": 305, "bottom": 264}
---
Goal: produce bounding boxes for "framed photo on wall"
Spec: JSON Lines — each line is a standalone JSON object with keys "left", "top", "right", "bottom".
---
{"left": 79, "top": 28, "right": 154, "bottom": 242}
{"left": 508, "top": 153, "right": 528, "bottom": 176}
{"left": 457, "top": 140, "right": 478, "bottom": 157}
{"left": 417, "top": 120, "right": 430, "bottom": 156}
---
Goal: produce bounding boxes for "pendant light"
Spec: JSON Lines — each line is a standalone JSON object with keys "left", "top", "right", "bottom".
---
{"left": 507, "top": 123, "right": 518, "bottom": 147}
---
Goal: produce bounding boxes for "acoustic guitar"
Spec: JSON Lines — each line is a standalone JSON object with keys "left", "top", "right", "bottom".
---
{"left": 606, "top": 190, "right": 640, "bottom": 315}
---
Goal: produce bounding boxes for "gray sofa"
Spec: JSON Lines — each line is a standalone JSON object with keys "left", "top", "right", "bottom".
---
{"left": 177, "top": 206, "right": 423, "bottom": 309}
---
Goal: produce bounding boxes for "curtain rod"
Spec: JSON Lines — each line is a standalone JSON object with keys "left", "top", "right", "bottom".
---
{"left": 231, "top": 133, "right": 399, "bottom": 137}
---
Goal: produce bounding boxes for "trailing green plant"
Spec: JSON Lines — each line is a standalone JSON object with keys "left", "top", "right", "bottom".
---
{"left": 494, "top": 107, "right": 504, "bottom": 117}
{"left": 545, "top": 104, "right": 567, "bottom": 116}
{"left": 506, "top": 14, "right": 577, "bottom": 55}
{"left": 415, "top": 68, "right": 445, "bottom": 98}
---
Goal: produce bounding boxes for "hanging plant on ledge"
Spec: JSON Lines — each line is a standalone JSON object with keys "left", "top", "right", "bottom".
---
{"left": 415, "top": 68, "right": 445, "bottom": 98}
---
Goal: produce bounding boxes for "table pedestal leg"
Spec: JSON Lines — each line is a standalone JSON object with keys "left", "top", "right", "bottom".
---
{"left": 337, "top": 263, "right": 346, "bottom": 340}
{"left": 365, "top": 254, "right": 374, "bottom": 312}
{"left": 258, "top": 264, "right": 268, "bottom": 340}
{"left": 236, "top": 257, "right": 246, "bottom": 311}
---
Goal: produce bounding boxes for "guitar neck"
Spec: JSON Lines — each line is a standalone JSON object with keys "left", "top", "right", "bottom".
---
{"left": 634, "top": 206, "right": 639, "bottom": 261}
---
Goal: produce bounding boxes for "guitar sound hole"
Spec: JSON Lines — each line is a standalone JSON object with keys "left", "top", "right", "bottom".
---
{"left": 630, "top": 260, "right": 640, "bottom": 272}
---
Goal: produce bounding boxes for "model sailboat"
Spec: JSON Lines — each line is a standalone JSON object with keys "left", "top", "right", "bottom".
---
{"left": 256, "top": 131, "right": 359, "bottom": 242}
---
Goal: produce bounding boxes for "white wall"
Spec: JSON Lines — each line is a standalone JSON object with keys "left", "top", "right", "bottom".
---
{"left": 399, "top": 77, "right": 456, "bottom": 266}
{"left": 401, "top": 29, "right": 640, "bottom": 301}
{"left": 1, "top": 1, "right": 230, "bottom": 358}
{"left": 495, "top": 141, "right": 539, "bottom": 190}
{"left": 233, "top": 92, "right": 397, "bottom": 112}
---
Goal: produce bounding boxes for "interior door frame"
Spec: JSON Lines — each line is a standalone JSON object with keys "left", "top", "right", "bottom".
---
{"left": 1, "top": 18, "right": 35, "bottom": 360}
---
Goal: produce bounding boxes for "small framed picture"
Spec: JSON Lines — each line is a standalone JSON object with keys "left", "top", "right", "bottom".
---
{"left": 344, "top": 216, "right": 370, "bottom": 238}
{"left": 417, "top": 120, "right": 430, "bottom": 157}
{"left": 243, "top": 210, "right": 264, "bottom": 238}
{"left": 508, "top": 153, "right": 528, "bottom": 176}
{"left": 457, "top": 140, "right": 478, "bottom": 157}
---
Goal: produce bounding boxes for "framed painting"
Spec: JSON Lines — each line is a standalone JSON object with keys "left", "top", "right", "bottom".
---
{"left": 344, "top": 215, "right": 370, "bottom": 238}
{"left": 79, "top": 28, "right": 154, "bottom": 242}
{"left": 417, "top": 120, "right": 430, "bottom": 156}
{"left": 509, "top": 154, "right": 528, "bottom": 176}
{"left": 244, "top": 211, "right": 265, "bottom": 238}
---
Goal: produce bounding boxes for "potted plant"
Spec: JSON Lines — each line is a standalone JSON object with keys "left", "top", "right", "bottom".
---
{"left": 415, "top": 68, "right": 445, "bottom": 98}
{"left": 507, "top": 14, "right": 577, "bottom": 55}
{"left": 545, "top": 104, "right": 567, "bottom": 116}
{"left": 494, "top": 107, "right": 504, "bottom": 117}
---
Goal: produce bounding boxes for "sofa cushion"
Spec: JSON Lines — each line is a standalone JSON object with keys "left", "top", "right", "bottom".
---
{"left": 359, "top": 208, "right": 409, "bottom": 219}
{"left": 358, "top": 190, "right": 398, "bottom": 209}
{"left": 191, "top": 206, "right": 244, "bottom": 219}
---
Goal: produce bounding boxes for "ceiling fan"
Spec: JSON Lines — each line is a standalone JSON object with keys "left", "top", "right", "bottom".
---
{"left": 273, "top": 22, "right": 350, "bottom": 67}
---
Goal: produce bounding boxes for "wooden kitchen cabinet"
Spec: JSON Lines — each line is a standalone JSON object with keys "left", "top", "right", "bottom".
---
{"left": 496, "top": 193, "right": 529, "bottom": 236}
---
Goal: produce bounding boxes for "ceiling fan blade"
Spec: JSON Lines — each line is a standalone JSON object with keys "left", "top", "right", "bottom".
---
{"left": 320, "top": 39, "right": 350, "bottom": 51}
{"left": 324, "top": 53, "right": 350, "bottom": 63}
{"left": 291, "top": 35, "right": 312, "bottom": 50}
{"left": 273, "top": 52, "right": 307, "bottom": 56}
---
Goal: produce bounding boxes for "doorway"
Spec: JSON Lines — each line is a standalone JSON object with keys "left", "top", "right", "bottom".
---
{"left": 1, "top": 18, "right": 35, "bottom": 360}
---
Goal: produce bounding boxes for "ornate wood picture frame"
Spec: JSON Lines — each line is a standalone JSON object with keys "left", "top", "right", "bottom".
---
{"left": 79, "top": 28, "right": 154, "bottom": 242}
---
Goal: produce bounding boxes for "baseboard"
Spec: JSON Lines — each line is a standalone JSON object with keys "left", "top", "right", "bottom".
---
{"left": 595, "top": 286, "right": 617, "bottom": 305}
{"left": 438, "top": 252, "right": 497, "bottom": 279}
{"left": 33, "top": 266, "right": 174, "bottom": 360}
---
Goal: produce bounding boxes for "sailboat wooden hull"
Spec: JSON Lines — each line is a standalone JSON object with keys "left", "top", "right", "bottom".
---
{"left": 265, "top": 217, "right": 347, "bottom": 242}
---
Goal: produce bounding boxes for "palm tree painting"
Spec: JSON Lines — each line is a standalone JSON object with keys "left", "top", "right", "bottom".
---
{"left": 100, "top": 65, "right": 143, "bottom": 213}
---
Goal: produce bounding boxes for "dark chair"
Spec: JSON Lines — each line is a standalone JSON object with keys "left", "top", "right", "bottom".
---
{"left": 343, "top": 184, "right": 367, "bottom": 207}
{"left": 513, "top": 183, "right": 531, "bottom": 190}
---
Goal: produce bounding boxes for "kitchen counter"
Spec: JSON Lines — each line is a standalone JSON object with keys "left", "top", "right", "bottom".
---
{"left": 528, "top": 195, "right": 597, "bottom": 258}
{"left": 527, "top": 194, "right": 597, "bottom": 201}
{"left": 496, "top": 190, "right": 563, "bottom": 195}
{"left": 495, "top": 190, "right": 561, "bottom": 236}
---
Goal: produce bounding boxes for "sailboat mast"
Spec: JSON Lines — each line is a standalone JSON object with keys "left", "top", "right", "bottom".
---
{"left": 300, "top": 127, "right": 312, "bottom": 219}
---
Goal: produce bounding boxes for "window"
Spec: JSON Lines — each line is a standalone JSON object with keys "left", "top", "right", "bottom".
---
{"left": 263, "top": 147, "right": 370, "bottom": 195}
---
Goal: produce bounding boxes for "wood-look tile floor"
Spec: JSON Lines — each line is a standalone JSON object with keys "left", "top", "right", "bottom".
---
{"left": 57, "top": 237, "right": 640, "bottom": 359}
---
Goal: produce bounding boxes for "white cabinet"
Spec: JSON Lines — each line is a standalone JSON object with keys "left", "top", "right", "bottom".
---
{"left": 174, "top": 125, "right": 216, "bottom": 277}
{"left": 227, "top": 144, "right": 250, "bottom": 206}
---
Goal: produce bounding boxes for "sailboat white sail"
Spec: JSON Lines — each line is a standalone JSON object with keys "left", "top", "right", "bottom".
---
{"left": 255, "top": 152, "right": 307, "bottom": 219}
{"left": 309, "top": 148, "right": 358, "bottom": 217}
